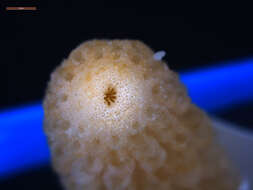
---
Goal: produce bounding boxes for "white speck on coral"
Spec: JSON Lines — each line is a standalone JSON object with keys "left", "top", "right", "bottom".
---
{"left": 65, "top": 128, "right": 74, "bottom": 136}
{"left": 73, "top": 60, "right": 80, "bottom": 66}
{"left": 151, "top": 114, "right": 157, "bottom": 121}
{"left": 153, "top": 51, "right": 166, "bottom": 61}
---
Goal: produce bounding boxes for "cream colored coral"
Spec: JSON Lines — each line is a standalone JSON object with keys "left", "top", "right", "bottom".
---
{"left": 43, "top": 40, "right": 239, "bottom": 190}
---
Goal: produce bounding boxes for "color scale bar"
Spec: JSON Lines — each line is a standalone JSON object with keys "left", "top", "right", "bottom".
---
{"left": 6, "top": 7, "right": 37, "bottom": 11}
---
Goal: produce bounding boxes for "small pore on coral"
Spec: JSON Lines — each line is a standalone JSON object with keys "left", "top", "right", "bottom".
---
{"left": 64, "top": 72, "right": 74, "bottom": 81}
{"left": 112, "top": 135, "right": 119, "bottom": 144}
{"left": 61, "top": 94, "right": 68, "bottom": 102}
{"left": 94, "top": 51, "right": 103, "bottom": 60}
{"left": 104, "top": 85, "right": 117, "bottom": 106}
{"left": 94, "top": 138, "right": 100, "bottom": 145}
{"left": 152, "top": 84, "right": 160, "bottom": 95}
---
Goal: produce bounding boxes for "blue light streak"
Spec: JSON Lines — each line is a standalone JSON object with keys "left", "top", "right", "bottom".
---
{"left": 0, "top": 59, "right": 252, "bottom": 179}
{"left": 180, "top": 58, "right": 253, "bottom": 111}
{"left": 0, "top": 103, "right": 50, "bottom": 179}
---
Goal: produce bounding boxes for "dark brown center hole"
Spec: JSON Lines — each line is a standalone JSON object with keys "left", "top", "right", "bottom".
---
{"left": 104, "top": 86, "right": 117, "bottom": 106}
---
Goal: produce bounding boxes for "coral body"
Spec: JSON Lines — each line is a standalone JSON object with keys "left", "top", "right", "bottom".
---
{"left": 44, "top": 40, "right": 238, "bottom": 190}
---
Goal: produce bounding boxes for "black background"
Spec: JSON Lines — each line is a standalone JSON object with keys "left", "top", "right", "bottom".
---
{"left": 1, "top": 1, "right": 253, "bottom": 189}
{"left": 1, "top": 2, "right": 253, "bottom": 109}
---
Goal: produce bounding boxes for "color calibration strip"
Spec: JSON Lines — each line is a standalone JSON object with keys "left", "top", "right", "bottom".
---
{"left": 6, "top": 7, "right": 37, "bottom": 10}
